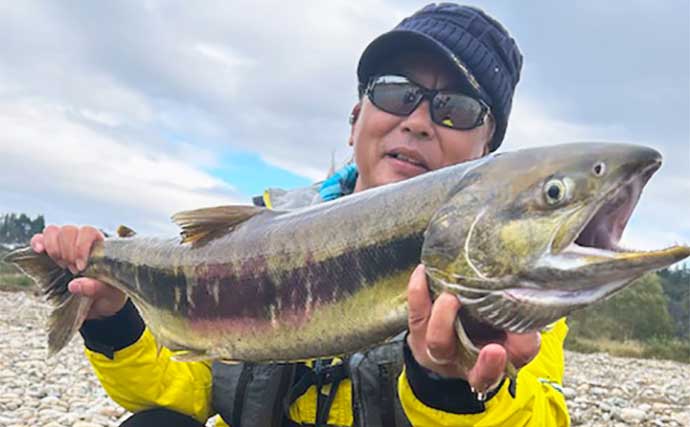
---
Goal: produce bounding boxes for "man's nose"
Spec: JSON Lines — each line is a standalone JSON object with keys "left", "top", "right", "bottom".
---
{"left": 400, "top": 99, "right": 434, "bottom": 139}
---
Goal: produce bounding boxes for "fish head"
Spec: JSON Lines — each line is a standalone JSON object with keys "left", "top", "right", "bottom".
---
{"left": 422, "top": 142, "right": 690, "bottom": 335}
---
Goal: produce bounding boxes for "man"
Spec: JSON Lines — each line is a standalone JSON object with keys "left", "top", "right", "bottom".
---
{"left": 31, "top": 4, "right": 570, "bottom": 426}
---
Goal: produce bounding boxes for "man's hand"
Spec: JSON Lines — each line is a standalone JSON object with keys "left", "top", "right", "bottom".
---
{"left": 407, "top": 264, "right": 541, "bottom": 392}
{"left": 31, "top": 225, "right": 127, "bottom": 319}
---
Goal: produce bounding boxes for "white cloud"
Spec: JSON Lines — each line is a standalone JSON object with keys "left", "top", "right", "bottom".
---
{"left": 0, "top": 99, "right": 240, "bottom": 234}
{"left": 504, "top": 96, "right": 630, "bottom": 150}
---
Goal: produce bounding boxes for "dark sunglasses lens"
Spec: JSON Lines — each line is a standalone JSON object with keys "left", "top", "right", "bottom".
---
{"left": 431, "top": 93, "right": 484, "bottom": 129}
{"left": 369, "top": 77, "right": 421, "bottom": 116}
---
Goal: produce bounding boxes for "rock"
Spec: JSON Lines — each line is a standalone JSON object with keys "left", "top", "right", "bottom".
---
{"left": 577, "top": 383, "right": 591, "bottom": 393}
{"left": 73, "top": 422, "right": 104, "bottom": 427}
{"left": 638, "top": 403, "right": 651, "bottom": 413}
{"left": 591, "top": 386, "right": 607, "bottom": 396}
{"left": 0, "top": 415, "right": 18, "bottom": 424}
{"left": 672, "top": 411, "right": 690, "bottom": 425}
{"left": 98, "top": 406, "right": 124, "bottom": 417}
{"left": 38, "top": 408, "right": 67, "bottom": 418}
{"left": 4, "top": 400, "right": 21, "bottom": 411}
{"left": 619, "top": 407, "right": 646, "bottom": 423}
{"left": 652, "top": 402, "right": 669, "bottom": 412}
{"left": 562, "top": 386, "right": 576, "bottom": 400}
{"left": 0, "top": 369, "right": 17, "bottom": 379}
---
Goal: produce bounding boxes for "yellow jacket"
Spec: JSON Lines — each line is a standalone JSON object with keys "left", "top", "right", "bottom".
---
{"left": 85, "top": 318, "right": 570, "bottom": 426}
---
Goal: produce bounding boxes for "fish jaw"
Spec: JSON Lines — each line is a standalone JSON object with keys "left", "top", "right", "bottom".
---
{"left": 426, "top": 243, "right": 690, "bottom": 341}
{"left": 534, "top": 243, "right": 690, "bottom": 290}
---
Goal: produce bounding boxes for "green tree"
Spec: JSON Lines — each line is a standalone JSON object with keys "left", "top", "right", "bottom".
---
{"left": 568, "top": 273, "right": 674, "bottom": 341}
{"left": 0, "top": 213, "right": 45, "bottom": 245}
{"left": 657, "top": 265, "right": 690, "bottom": 339}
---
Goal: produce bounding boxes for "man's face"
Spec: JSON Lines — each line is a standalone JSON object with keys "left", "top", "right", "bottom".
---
{"left": 350, "top": 52, "right": 493, "bottom": 193}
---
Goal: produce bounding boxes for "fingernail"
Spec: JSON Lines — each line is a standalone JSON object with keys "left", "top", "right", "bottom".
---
{"left": 68, "top": 280, "right": 81, "bottom": 294}
{"left": 76, "top": 259, "right": 86, "bottom": 271}
{"left": 34, "top": 243, "right": 44, "bottom": 252}
{"left": 68, "top": 265, "right": 78, "bottom": 275}
{"left": 426, "top": 347, "right": 453, "bottom": 365}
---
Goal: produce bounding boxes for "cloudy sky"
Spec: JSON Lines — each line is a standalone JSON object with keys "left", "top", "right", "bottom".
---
{"left": 0, "top": 0, "right": 688, "bottom": 253}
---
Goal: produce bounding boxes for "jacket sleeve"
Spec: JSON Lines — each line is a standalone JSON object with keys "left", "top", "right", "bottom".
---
{"left": 80, "top": 301, "right": 216, "bottom": 425}
{"left": 398, "top": 318, "right": 570, "bottom": 427}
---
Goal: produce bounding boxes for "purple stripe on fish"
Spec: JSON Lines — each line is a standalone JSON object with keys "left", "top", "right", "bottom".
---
{"left": 186, "top": 232, "right": 425, "bottom": 321}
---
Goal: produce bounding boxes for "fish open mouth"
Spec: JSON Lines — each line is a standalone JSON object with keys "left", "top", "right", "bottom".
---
{"left": 564, "top": 162, "right": 659, "bottom": 256}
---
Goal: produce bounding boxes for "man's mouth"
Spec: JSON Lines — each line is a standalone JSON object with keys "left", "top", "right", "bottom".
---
{"left": 385, "top": 150, "right": 429, "bottom": 170}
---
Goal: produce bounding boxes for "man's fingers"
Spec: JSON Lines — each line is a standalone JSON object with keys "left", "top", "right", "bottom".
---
{"left": 42, "top": 226, "right": 64, "bottom": 267}
{"left": 407, "top": 264, "right": 432, "bottom": 336}
{"left": 505, "top": 332, "right": 541, "bottom": 369}
{"left": 58, "top": 225, "right": 79, "bottom": 273}
{"left": 467, "top": 343, "right": 507, "bottom": 392}
{"left": 425, "top": 292, "right": 460, "bottom": 363}
{"left": 30, "top": 234, "right": 45, "bottom": 253}
{"left": 75, "top": 226, "right": 104, "bottom": 271}
{"left": 68, "top": 278, "right": 106, "bottom": 298}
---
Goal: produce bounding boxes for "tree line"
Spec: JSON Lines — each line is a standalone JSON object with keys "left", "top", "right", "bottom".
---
{"left": 567, "top": 265, "right": 689, "bottom": 342}
{"left": 0, "top": 213, "right": 45, "bottom": 246}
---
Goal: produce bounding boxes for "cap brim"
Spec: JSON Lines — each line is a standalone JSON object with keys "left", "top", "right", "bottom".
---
{"left": 357, "top": 30, "right": 490, "bottom": 104}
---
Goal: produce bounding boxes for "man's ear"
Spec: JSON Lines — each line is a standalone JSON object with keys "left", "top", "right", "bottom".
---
{"left": 348, "top": 102, "right": 361, "bottom": 147}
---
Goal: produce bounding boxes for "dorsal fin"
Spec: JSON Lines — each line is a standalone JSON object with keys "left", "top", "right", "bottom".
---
{"left": 116, "top": 225, "right": 137, "bottom": 238}
{"left": 171, "top": 205, "right": 266, "bottom": 247}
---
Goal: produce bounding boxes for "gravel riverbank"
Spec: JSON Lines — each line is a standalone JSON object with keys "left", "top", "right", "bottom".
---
{"left": 1, "top": 290, "right": 688, "bottom": 427}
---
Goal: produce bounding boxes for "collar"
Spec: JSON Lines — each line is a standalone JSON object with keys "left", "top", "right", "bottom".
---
{"left": 319, "top": 163, "right": 359, "bottom": 201}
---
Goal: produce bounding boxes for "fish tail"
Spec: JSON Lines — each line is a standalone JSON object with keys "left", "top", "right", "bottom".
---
{"left": 3, "top": 247, "right": 92, "bottom": 356}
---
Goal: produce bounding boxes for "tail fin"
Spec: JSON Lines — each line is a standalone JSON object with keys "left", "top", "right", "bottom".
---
{"left": 3, "top": 247, "right": 92, "bottom": 356}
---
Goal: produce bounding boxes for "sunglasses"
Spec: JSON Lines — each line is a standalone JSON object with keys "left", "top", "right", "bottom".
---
{"left": 365, "top": 74, "right": 490, "bottom": 131}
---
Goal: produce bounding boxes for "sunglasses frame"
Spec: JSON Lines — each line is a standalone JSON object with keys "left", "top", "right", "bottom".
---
{"left": 365, "top": 74, "right": 491, "bottom": 131}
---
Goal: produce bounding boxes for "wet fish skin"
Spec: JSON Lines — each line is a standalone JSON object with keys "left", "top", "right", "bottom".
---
{"left": 4, "top": 143, "right": 689, "bottom": 375}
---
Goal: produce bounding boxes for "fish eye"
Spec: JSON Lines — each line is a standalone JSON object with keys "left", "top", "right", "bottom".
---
{"left": 544, "top": 179, "right": 567, "bottom": 205}
{"left": 592, "top": 162, "right": 606, "bottom": 177}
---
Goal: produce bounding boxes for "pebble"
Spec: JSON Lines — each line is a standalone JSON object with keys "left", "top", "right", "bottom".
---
{"left": 619, "top": 408, "right": 647, "bottom": 423}
{"left": 2, "top": 290, "right": 688, "bottom": 427}
{"left": 73, "top": 422, "right": 104, "bottom": 427}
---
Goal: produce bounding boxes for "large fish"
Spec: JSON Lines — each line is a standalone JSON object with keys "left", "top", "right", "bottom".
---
{"left": 5, "top": 143, "right": 689, "bottom": 390}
